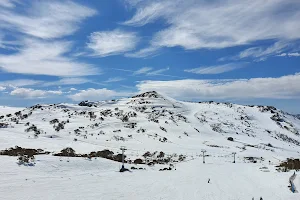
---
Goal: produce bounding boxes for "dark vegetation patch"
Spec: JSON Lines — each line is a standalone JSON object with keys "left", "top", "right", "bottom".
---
{"left": 124, "top": 123, "right": 137, "bottom": 129}
{"left": 53, "top": 148, "right": 126, "bottom": 163}
{"left": 257, "top": 105, "right": 277, "bottom": 113}
{"left": 78, "top": 101, "right": 97, "bottom": 107}
{"left": 275, "top": 133, "right": 300, "bottom": 146}
{"left": 25, "top": 124, "right": 44, "bottom": 138}
{"left": 160, "top": 126, "right": 167, "bottom": 132}
{"left": 133, "top": 158, "right": 144, "bottom": 164}
{"left": 131, "top": 166, "right": 145, "bottom": 170}
{"left": 159, "top": 137, "right": 168, "bottom": 143}
{"left": 137, "top": 128, "right": 146, "bottom": 133}
{"left": 244, "top": 156, "right": 264, "bottom": 163}
{"left": 132, "top": 91, "right": 159, "bottom": 98}
{"left": 112, "top": 135, "right": 125, "bottom": 141}
{"left": 159, "top": 167, "right": 172, "bottom": 171}
{"left": 277, "top": 158, "right": 300, "bottom": 172}
{"left": 131, "top": 151, "right": 186, "bottom": 165}
{"left": 18, "top": 154, "right": 35, "bottom": 166}
{"left": 0, "top": 122, "right": 9, "bottom": 128}
{"left": 0, "top": 146, "right": 49, "bottom": 156}
{"left": 211, "top": 123, "right": 224, "bottom": 133}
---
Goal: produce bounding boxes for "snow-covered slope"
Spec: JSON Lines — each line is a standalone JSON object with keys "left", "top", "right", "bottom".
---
{"left": 1, "top": 91, "right": 299, "bottom": 158}
{"left": 0, "top": 91, "right": 300, "bottom": 199}
{"left": 0, "top": 106, "right": 24, "bottom": 115}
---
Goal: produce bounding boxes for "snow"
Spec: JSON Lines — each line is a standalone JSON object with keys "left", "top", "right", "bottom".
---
{"left": 0, "top": 92, "right": 300, "bottom": 199}
{"left": 0, "top": 155, "right": 298, "bottom": 200}
{"left": 0, "top": 106, "right": 24, "bottom": 115}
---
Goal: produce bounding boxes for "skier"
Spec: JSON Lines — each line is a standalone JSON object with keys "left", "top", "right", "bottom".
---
{"left": 208, "top": 178, "right": 210, "bottom": 183}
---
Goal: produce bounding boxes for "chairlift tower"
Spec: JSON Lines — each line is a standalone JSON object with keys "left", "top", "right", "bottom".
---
{"left": 201, "top": 150, "right": 207, "bottom": 164}
{"left": 233, "top": 152, "right": 236, "bottom": 163}
{"left": 120, "top": 146, "right": 127, "bottom": 168}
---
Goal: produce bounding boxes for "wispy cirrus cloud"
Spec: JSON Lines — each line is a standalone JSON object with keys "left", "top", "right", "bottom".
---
{"left": 235, "top": 41, "right": 297, "bottom": 61}
{"left": 104, "top": 77, "right": 125, "bottom": 83}
{"left": 147, "top": 67, "right": 170, "bottom": 76}
{"left": 133, "top": 67, "right": 153, "bottom": 75}
{"left": 125, "top": 0, "right": 300, "bottom": 56}
{"left": 43, "top": 78, "right": 93, "bottom": 87}
{"left": 0, "top": 0, "right": 97, "bottom": 39}
{"left": 137, "top": 73, "right": 300, "bottom": 100}
{"left": 87, "top": 29, "right": 139, "bottom": 57}
{"left": 10, "top": 88, "right": 63, "bottom": 99}
{"left": 113, "top": 66, "right": 183, "bottom": 78}
{"left": 0, "top": 79, "right": 43, "bottom": 88}
{"left": 133, "top": 67, "right": 176, "bottom": 77}
{"left": 0, "top": 0, "right": 18, "bottom": 8}
{"left": 0, "top": 39, "right": 98, "bottom": 76}
{"left": 277, "top": 52, "right": 300, "bottom": 57}
{"left": 185, "top": 63, "right": 247, "bottom": 75}
{"left": 125, "top": 46, "right": 161, "bottom": 58}
{"left": 0, "top": 1, "right": 98, "bottom": 77}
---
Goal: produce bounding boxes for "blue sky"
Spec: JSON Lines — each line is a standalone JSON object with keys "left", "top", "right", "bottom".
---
{"left": 0, "top": 0, "right": 299, "bottom": 113}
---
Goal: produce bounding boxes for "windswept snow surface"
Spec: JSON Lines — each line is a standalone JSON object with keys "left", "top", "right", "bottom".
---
{"left": 0, "top": 91, "right": 300, "bottom": 199}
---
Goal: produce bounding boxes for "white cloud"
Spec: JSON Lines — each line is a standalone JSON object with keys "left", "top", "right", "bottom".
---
{"left": 125, "top": 46, "right": 160, "bottom": 58}
{"left": 124, "top": 1, "right": 175, "bottom": 26}
{"left": 10, "top": 88, "right": 63, "bottom": 99}
{"left": 0, "top": 39, "right": 98, "bottom": 76}
{"left": 0, "top": 79, "right": 43, "bottom": 88}
{"left": 236, "top": 41, "right": 295, "bottom": 60}
{"left": 125, "top": 0, "right": 300, "bottom": 50}
{"left": 0, "top": 33, "right": 21, "bottom": 50}
{"left": 133, "top": 67, "right": 153, "bottom": 75}
{"left": 70, "top": 88, "right": 77, "bottom": 91}
{"left": 184, "top": 63, "right": 247, "bottom": 74}
{"left": 0, "top": 0, "right": 17, "bottom": 8}
{"left": 104, "top": 77, "right": 125, "bottom": 83}
{"left": 147, "top": 67, "right": 169, "bottom": 76}
{"left": 277, "top": 52, "right": 300, "bottom": 57}
{"left": 43, "top": 78, "right": 92, "bottom": 86}
{"left": 87, "top": 30, "right": 139, "bottom": 57}
{"left": 0, "top": 86, "right": 6, "bottom": 91}
{"left": 137, "top": 73, "right": 300, "bottom": 100}
{"left": 133, "top": 67, "right": 170, "bottom": 76}
{"left": 288, "top": 52, "right": 300, "bottom": 57}
{"left": 114, "top": 67, "right": 183, "bottom": 78}
{"left": 0, "top": 0, "right": 97, "bottom": 39}
{"left": 68, "top": 88, "right": 131, "bottom": 101}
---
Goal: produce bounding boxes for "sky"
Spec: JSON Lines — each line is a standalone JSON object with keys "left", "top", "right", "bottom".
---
{"left": 0, "top": 0, "right": 299, "bottom": 113}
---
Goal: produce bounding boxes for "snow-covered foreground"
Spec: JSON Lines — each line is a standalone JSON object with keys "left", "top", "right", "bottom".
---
{"left": 0, "top": 91, "right": 300, "bottom": 199}
{"left": 0, "top": 155, "right": 298, "bottom": 200}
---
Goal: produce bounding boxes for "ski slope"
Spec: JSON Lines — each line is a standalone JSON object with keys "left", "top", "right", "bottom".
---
{"left": 0, "top": 91, "right": 300, "bottom": 199}
{"left": 0, "top": 155, "right": 298, "bottom": 200}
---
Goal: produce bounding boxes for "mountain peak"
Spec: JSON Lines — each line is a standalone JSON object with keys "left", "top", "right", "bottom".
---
{"left": 132, "top": 91, "right": 161, "bottom": 98}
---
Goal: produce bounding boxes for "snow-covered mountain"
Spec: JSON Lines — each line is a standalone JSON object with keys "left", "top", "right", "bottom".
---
{"left": 0, "top": 91, "right": 300, "bottom": 200}
{"left": 1, "top": 91, "right": 299, "bottom": 157}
